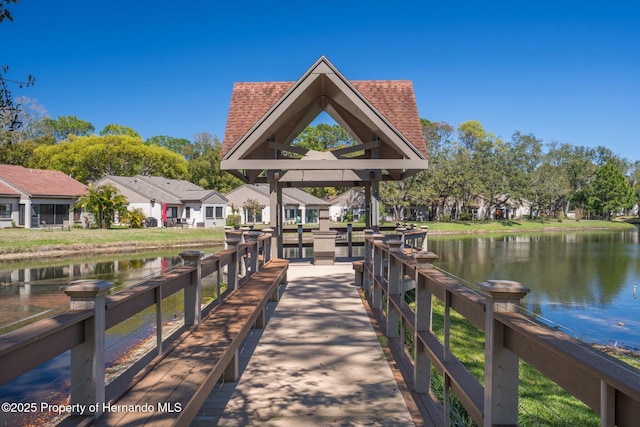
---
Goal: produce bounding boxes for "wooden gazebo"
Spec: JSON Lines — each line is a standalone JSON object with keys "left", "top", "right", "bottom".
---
{"left": 221, "top": 56, "right": 428, "bottom": 256}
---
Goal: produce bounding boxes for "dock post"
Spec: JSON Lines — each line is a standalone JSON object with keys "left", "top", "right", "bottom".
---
{"left": 385, "top": 240, "right": 403, "bottom": 338}
{"left": 413, "top": 251, "right": 438, "bottom": 393}
{"left": 479, "top": 279, "right": 530, "bottom": 427}
{"left": 371, "top": 233, "right": 385, "bottom": 310}
{"left": 226, "top": 238, "right": 241, "bottom": 290}
{"left": 262, "top": 228, "right": 273, "bottom": 264}
{"left": 247, "top": 231, "right": 262, "bottom": 273}
{"left": 181, "top": 250, "right": 204, "bottom": 326}
{"left": 61, "top": 280, "right": 113, "bottom": 417}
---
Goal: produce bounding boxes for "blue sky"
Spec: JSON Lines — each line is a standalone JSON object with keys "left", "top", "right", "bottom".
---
{"left": 4, "top": 1, "right": 639, "bottom": 161}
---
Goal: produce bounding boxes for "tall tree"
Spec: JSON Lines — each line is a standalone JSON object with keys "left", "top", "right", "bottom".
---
{"left": 29, "top": 134, "right": 188, "bottom": 182}
{"left": 100, "top": 123, "right": 141, "bottom": 138}
{"left": 186, "top": 132, "right": 242, "bottom": 193}
{"left": 293, "top": 123, "right": 356, "bottom": 151}
{"left": 145, "top": 135, "right": 191, "bottom": 156}
{"left": 585, "top": 163, "right": 635, "bottom": 219}
{"left": 44, "top": 115, "right": 95, "bottom": 142}
{"left": 75, "top": 183, "right": 128, "bottom": 229}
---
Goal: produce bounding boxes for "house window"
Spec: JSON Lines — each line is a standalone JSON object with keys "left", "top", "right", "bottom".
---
{"left": 185, "top": 207, "right": 191, "bottom": 219}
{"left": 205, "top": 207, "right": 213, "bottom": 219}
{"left": 215, "top": 206, "right": 223, "bottom": 219}
{"left": 0, "top": 203, "right": 11, "bottom": 219}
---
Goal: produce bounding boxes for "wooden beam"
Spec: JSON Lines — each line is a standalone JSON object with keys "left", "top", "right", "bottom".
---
{"left": 222, "top": 159, "right": 428, "bottom": 170}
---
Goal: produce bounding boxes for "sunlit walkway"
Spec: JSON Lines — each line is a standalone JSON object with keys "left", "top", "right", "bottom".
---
{"left": 193, "top": 262, "right": 415, "bottom": 426}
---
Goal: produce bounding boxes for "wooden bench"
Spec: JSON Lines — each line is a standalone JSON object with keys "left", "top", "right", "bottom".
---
{"left": 93, "top": 258, "right": 289, "bottom": 427}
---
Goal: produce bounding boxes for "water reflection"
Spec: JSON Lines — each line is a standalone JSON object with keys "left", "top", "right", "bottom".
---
{"left": 0, "top": 248, "right": 222, "bottom": 332}
{"left": 430, "top": 228, "right": 640, "bottom": 346}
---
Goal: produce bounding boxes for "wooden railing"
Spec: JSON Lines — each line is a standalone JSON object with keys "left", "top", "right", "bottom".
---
{"left": 281, "top": 223, "right": 428, "bottom": 258}
{"left": 360, "top": 232, "right": 640, "bottom": 427}
{"left": 0, "top": 229, "right": 274, "bottom": 419}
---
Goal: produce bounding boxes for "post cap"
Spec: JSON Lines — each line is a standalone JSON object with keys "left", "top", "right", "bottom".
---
{"left": 61, "top": 279, "right": 113, "bottom": 299}
{"left": 478, "top": 279, "right": 531, "bottom": 300}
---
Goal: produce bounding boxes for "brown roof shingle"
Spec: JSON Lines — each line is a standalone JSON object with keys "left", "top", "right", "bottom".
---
{"left": 221, "top": 79, "right": 426, "bottom": 158}
{"left": 0, "top": 164, "right": 88, "bottom": 197}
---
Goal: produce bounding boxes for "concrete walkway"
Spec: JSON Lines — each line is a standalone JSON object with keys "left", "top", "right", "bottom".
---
{"left": 193, "top": 262, "right": 415, "bottom": 426}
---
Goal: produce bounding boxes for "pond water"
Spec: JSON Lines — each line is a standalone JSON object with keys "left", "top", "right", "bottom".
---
{"left": 428, "top": 227, "right": 640, "bottom": 347}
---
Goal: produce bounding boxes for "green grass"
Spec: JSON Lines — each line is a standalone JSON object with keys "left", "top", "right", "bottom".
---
{"left": 405, "top": 296, "right": 602, "bottom": 426}
{"left": 0, "top": 227, "right": 226, "bottom": 256}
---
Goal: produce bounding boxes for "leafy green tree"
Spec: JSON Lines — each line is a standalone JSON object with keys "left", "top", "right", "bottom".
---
{"left": 44, "top": 115, "right": 95, "bottom": 141}
{"left": 75, "top": 183, "right": 128, "bottom": 229}
{"left": 146, "top": 135, "right": 192, "bottom": 156}
{"left": 29, "top": 134, "right": 188, "bottom": 182}
{"left": 187, "top": 132, "right": 242, "bottom": 192}
{"left": 293, "top": 123, "right": 356, "bottom": 151}
{"left": 585, "top": 163, "right": 635, "bottom": 219}
{"left": 0, "top": 97, "right": 54, "bottom": 164}
{"left": 100, "top": 123, "right": 141, "bottom": 138}
{"left": 242, "top": 198, "right": 264, "bottom": 224}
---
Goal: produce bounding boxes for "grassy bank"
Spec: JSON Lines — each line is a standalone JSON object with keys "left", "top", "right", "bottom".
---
{"left": 0, "top": 227, "right": 226, "bottom": 260}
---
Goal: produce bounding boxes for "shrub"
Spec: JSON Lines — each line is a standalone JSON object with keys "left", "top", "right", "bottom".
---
{"left": 226, "top": 214, "right": 241, "bottom": 227}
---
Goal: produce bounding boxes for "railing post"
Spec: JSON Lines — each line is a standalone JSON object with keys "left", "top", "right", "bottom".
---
{"left": 414, "top": 251, "right": 438, "bottom": 393}
{"left": 371, "top": 233, "right": 385, "bottom": 310}
{"left": 395, "top": 226, "right": 406, "bottom": 250}
{"left": 247, "top": 231, "right": 262, "bottom": 274}
{"left": 180, "top": 250, "right": 204, "bottom": 326}
{"left": 297, "top": 223, "right": 304, "bottom": 258}
{"left": 386, "top": 239, "right": 403, "bottom": 338}
{"left": 363, "top": 229, "right": 374, "bottom": 298}
{"left": 479, "top": 279, "right": 531, "bottom": 427}
{"left": 61, "top": 279, "right": 113, "bottom": 417}
{"left": 347, "top": 222, "right": 353, "bottom": 258}
{"left": 421, "top": 225, "right": 429, "bottom": 251}
{"left": 226, "top": 238, "right": 241, "bottom": 290}
{"left": 263, "top": 228, "right": 273, "bottom": 264}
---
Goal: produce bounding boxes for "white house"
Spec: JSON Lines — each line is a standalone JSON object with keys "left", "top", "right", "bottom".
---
{"left": 326, "top": 187, "right": 367, "bottom": 222}
{"left": 0, "top": 164, "right": 88, "bottom": 229}
{"left": 225, "top": 183, "right": 329, "bottom": 225}
{"left": 95, "top": 175, "right": 228, "bottom": 227}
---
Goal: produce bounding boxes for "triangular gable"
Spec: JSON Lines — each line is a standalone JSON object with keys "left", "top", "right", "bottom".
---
{"left": 221, "top": 56, "right": 428, "bottom": 184}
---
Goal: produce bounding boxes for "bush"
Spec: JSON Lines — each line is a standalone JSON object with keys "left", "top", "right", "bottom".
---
{"left": 226, "top": 214, "right": 241, "bottom": 227}
{"left": 123, "top": 208, "right": 146, "bottom": 228}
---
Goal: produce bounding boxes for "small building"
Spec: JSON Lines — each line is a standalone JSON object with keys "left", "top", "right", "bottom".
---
{"left": 326, "top": 187, "right": 367, "bottom": 222}
{"left": 0, "top": 164, "right": 88, "bottom": 229}
{"left": 225, "top": 183, "right": 329, "bottom": 225}
{"left": 95, "top": 175, "right": 228, "bottom": 227}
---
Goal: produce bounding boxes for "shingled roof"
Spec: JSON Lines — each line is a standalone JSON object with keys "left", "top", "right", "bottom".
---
{"left": 222, "top": 80, "right": 426, "bottom": 158}
{"left": 220, "top": 56, "right": 428, "bottom": 185}
{"left": 0, "top": 164, "right": 87, "bottom": 197}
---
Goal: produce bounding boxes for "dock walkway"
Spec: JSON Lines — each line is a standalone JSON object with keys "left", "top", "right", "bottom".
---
{"left": 193, "top": 262, "right": 416, "bottom": 426}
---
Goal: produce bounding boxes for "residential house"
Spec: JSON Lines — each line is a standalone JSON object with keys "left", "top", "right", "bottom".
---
{"left": 326, "top": 187, "right": 367, "bottom": 222}
{"left": 225, "top": 184, "right": 330, "bottom": 225}
{"left": 0, "top": 164, "right": 88, "bottom": 229}
{"left": 95, "top": 175, "right": 228, "bottom": 227}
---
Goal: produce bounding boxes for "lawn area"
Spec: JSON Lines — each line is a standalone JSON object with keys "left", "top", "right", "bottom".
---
{"left": 0, "top": 226, "right": 226, "bottom": 258}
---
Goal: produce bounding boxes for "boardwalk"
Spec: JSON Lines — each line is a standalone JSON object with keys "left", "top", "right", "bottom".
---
{"left": 193, "top": 262, "right": 416, "bottom": 426}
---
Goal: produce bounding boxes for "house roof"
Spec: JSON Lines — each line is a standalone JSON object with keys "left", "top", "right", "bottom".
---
{"left": 98, "top": 175, "right": 227, "bottom": 205}
{"left": 0, "top": 180, "right": 20, "bottom": 196}
{"left": 326, "top": 187, "right": 366, "bottom": 207}
{"left": 0, "top": 164, "right": 88, "bottom": 197}
{"left": 220, "top": 56, "right": 428, "bottom": 185}
{"left": 225, "top": 184, "right": 329, "bottom": 208}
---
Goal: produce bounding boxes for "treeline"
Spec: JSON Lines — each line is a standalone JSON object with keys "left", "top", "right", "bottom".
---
{"left": 380, "top": 119, "right": 639, "bottom": 221}
{"left": 2, "top": 98, "right": 638, "bottom": 221}
{"left": 0, "top": 97, "right": 242, "bottom": 193}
